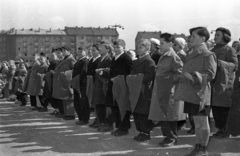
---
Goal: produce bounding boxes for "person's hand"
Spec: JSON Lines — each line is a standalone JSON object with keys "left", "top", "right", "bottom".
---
{"left": 183, "top": 72, "right": 194, "bottom": 82}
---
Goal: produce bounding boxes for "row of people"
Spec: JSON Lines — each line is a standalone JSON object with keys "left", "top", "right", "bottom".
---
{"left": 9, "top": 26, "right": 240, "bottom": 156}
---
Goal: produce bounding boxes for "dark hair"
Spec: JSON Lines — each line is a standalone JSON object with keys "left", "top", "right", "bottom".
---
{"left": 160, "top": 33, "right": 175, "bottom": 43}
{"left": 78, "top": 46, "right": 86, "bottom": 51}
{"left": 92, "top": 44, "right": 100, "bottom": 51}
{"left": 189, "top": 27, "right": 210, "bottom": 42}
{"left": 62, "top": 46, "right": 71, "bottom": 51}
{"left": 216, "top": 27, "right": 231, "bottom": 43}
{"left": 40, "top": 52, "right": 46, "bottom": 57}
{"left": 113, "top": 39, "right": 126, "bottom": 48}
{"left": 99, "top": 40, "right": 114, "bottom": 52}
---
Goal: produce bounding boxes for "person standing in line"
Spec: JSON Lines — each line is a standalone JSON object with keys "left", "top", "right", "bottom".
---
{"left": 15, "top": 62, "right": 28, "bottom": 106}
{"left": 232, "top": 41, "right": 240, "bottom": 55}
{"left": 211, "top": 27, "right": 238, "bottom": 138}
{"left": 25, "top": 54, "right": 41, "bottom": 110}
{"left": 40, "top": 49, "right": 60, "bottom": 112}
{"left": 87, "top": 45, "right": 101, "bottom": 127}
{"left": 52, "top": 46, "right": 76, "bottom": 119}
{"left": 129, "top": 39, "right": 155, "bottom": 141}
{"left": 73, "top": 47, "right": 89, "bottom": 124}
{"left": 149, "top": 38, "right": 162, "bottom": 65}
{"left": 98, "top": 39, "right": 132, "bottom": 133}
{"left": 174, "top": 27, "right": 217, "bottom": 155}
{"left": 149, "top": 33, "right": 183, "bottom": 147}
{"left": 92, "top": 41, "right": 112, "bottom": 129}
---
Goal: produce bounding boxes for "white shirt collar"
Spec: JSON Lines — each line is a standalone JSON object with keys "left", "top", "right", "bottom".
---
{"left": 115, "top": 52, "right": 124, "bottom": 61}
{"left": 101, "top": 54, "right": 108, "bottom": 62}
{"left": 92, "top": 55, "right": 101, "bottom": 62}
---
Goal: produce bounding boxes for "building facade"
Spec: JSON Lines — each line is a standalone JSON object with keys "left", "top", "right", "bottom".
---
{"left": 0, "top": 27, "right": 119, "bottom": 61}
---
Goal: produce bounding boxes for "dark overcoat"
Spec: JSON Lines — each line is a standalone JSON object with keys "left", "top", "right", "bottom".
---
{"left": 72, "top": 57, "right": 89, "bottom": 107}
{"left": 128, "top": 54, "right": 155, "bottom": 114}
{"left": 26, "top": 63, "right": 48, "bottom": 96}
{"left": 105, "top": 53, "right": 132, "bottom": 107}
{"left": 52, "top": 55, "right": 76, "bottom": 100}
{"left": 92, "top": 55, "right": 112, "bottom": 105}
{"left": 43, "top": 60, "right": 59, "bottom": 98}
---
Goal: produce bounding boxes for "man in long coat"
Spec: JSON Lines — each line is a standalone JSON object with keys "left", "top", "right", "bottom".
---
{"left": 86, "top": 45, "right": 101, "bottom": 127}
{"left": 149, "top": 33, "right": 184, "bottom": 147}
{"left": 40, "top": 49, "right": 60, "bottom": 112}
{"left": 92, "top": 42, "right": 112, "bottom": 129}
{"left": 52, "top": 46, "right": 76, "bottom": 119}
{"left": 127, "top": 39, "right": 155, "bottom": 141}
{"left": 72, "top": 47, "right": 89, "bottom": 125}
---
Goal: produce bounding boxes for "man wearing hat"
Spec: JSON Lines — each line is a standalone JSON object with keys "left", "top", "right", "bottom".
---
{"left": 149, "top": 38, "right": 162, "bottom": 65}
{"left": 211, "top": 27, "right": 238, "bottom": 138}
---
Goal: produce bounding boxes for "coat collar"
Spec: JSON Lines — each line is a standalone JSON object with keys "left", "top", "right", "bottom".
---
{"left": 158, "top": 48, "right": 175, "bottom": 63}
{"left": 56, "top": 54, "right": 74, "bottom": 68}
{"left": 112, "top": 52, "right": 127, "bottom": 65}
{"left": 184, "top": 44, "right": 208, "bottom": 63}
{"left": 98, "top": 54, "right": 111, "bottom": 67}
{"left": 132, "top": 54, "right": 151, "bottom": 67}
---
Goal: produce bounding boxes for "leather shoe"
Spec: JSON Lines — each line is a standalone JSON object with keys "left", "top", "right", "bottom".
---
{"left": 111, "top": 129, "right": 129, "bottom": 136}
{"left": 76, "top": 121, "right": 89, "bottom": 125}
{"left": 89, "top": 119, "right": 101, "bottom": 128}
{"left": 161, "top": 139, "right": 177, "bottom": 147}
{"left": 98, "top": 124, "right": 113, "bottom": 132}
{"left": 38, "top": 107, "right": 48, "bottom": 112}
{"left": 63, "top": 116, "right": 75, "bottom": 120}
{"left": 134, "top": 133, "right": 150, "bottom": 142}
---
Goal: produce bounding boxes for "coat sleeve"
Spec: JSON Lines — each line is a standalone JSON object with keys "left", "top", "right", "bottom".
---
{"left": 124, "top": 56, "right": 133, "bottom": 76}
{"left": 143, "top": 60, "right": 155, "bottom": 83}
{"left": 79, "top": 59, "right": 89, "bottom": 84}
{"left": 193, "top": 53, "right": 217, "bottom": 84}
{"left": 218, "top": 47, "right": 238, "bottom": 72}
{"left": 172, "top": 55, "right": 183, "bottom": 83}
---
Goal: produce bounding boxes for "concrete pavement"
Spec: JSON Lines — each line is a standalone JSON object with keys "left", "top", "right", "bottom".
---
{"left": 0, "top": 101, "right": 240, "bottom": 156}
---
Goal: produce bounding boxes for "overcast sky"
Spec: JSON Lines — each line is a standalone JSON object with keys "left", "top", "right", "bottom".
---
{"left": 0, "top": 0, "right": 240, "bottom": 49}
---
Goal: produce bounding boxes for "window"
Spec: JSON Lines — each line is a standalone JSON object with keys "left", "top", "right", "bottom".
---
{"left": 79, "top": 42, "right": 84, "bottom": 46}
{"left": 23, "top": 43, "right": 27, "bottom": 47}
{"left": 61, "top": 42, "right": 66, "bottom": 46}
{"left": 34, "top": 48, "right": 38, "bottom": 52}
{"left": 35, "top": 42, "right": 38, "bottom": 46}
{"left": 104, "top": 36, "right": 109, "bottom": 39}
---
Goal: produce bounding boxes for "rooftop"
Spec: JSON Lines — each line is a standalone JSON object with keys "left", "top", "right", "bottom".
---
{"left": 65, "top": 26, "right": 119, "bottom": 36}
{"left": 7, "top": 28, "right": 67, "bottom": 35}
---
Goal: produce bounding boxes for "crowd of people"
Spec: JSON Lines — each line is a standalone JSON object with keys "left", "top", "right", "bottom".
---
{"left": 0, "top": 26, "right": 239, "bottom": 156}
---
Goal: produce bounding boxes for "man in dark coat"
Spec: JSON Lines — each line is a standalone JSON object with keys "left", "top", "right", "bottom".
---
{"left": 128, "top": 39, "right": 155, "bottom": 141}
{"left": 98, "top": 39, "right": 132, "bottom": 133}
{"left": 39, "top": 49, "right": 60, "bottom": 112}
{"left": 91, "top": 42, "right": 112, "bottom": 129}
{"left": 86, "top": 45, "right": 101, "bottom": 127}
{"left": 73, "top": 47, "right": 89, "bottom": 125}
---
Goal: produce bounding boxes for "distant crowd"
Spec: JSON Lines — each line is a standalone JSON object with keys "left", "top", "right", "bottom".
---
{"left": 0, "top": 26, "right": 240, "bottom": 156}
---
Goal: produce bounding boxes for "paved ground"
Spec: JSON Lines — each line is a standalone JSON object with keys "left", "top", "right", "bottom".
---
{"left": 0, "top": 101, "right": 240, "bottom": 156}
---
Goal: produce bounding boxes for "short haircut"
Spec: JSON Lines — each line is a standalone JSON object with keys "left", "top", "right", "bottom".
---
{"left": 160, "top": 33, "right": 175, "bottom": 43}
{"left": 189, "top": 27, "right": 210, "bottom": 42}
{"left": 92, "top": 44, "right": 101, "bottom": 51}
{"left": 62, "top": 46, "right": 71, "bottom": 51}
{"left": 113, "top": 39, "right": 126, "bottom": 48}
{"left": 99, "top": 40, "right": 114, "bottom": 51}
{"left": 40, "top": 52, "right": 46, "bottom": 57}
{"left": 137, "top": 39, "right": 151, "bottom": 50}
